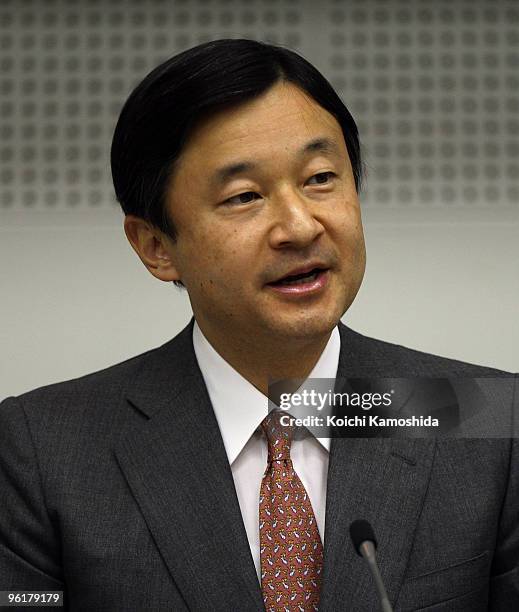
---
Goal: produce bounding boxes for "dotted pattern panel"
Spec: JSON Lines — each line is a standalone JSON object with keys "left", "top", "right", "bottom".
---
{"left": 325, "top": 0, "right": 519, "bottom": 208}
{"left": 0, "top": 0, "right": 517, "bottom": 211}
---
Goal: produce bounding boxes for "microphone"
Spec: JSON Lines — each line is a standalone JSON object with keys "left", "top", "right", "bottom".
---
{"left": 349, "top": 519, "right": 394, "bottom": 612}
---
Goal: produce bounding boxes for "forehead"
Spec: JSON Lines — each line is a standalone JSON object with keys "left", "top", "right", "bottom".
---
{"left": 175, "top": 82, "right": 346, "bottom": 170}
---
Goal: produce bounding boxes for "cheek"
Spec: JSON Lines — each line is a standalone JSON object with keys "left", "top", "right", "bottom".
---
{"left": 180, "top": 225, "right": 253, "bottom": 287}
{"left": 330, "top": 211, "right": 366, "bottom": 284}
{"left": 331, "top": 206, "right": 365, "bottom": 250}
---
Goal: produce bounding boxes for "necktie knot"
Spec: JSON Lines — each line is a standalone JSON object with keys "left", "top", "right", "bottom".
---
{"left": 261, "top": 410, "right": 294, "bottom": 462}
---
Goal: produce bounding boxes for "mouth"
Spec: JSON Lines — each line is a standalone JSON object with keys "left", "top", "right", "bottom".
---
{"left": 266, "top": 267, "right": 330, "bottom": 295}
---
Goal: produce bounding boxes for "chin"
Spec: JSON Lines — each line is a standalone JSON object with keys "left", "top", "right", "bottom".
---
{"left": 266, "top": 310, "right": 340, "bottom": 340}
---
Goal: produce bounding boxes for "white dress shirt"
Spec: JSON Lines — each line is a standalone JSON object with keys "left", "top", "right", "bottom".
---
{"left": 192, "top": 321, "right": 340, "bottom": 582}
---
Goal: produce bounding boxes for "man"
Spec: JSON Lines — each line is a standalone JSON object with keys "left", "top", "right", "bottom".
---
{"left": 0, "top": 39, "right": 517, "bottom": 611}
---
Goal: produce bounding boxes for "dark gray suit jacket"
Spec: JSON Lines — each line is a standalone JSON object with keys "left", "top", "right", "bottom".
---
{"left": 1, "top": 319, "right": 518, "bottom": 611}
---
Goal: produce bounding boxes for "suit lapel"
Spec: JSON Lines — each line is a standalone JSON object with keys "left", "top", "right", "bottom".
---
{"left": 114, "top": 319, "right": 264, "bottom": 611}
{"left": 319, "top": 323, "right": 437, "bottom": 611}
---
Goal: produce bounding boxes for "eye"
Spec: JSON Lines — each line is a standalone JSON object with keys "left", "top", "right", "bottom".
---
{"left": 307, "top": 171, "right": 336, "bottom": 185}
{"left": 222, "top": 172, "right": 337, "bottom": 205}
{"left": 224, "top": 191, "right": 260, "bottom": 205}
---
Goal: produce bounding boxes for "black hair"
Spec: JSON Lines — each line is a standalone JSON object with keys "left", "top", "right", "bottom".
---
{"left": 111, "top": 38, "right": 365, "bottom": 285}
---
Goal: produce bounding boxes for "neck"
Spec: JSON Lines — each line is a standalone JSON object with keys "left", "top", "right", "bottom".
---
{"left": 195, "top": 320, "right": 333, "bottom": 396}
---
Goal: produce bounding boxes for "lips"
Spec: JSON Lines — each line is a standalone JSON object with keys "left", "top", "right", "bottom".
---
{"left": 266, "top": 268, "right": 330, "bottom": 296}
{"left": 268, "top": 264, "right": 329, "bottom": 286}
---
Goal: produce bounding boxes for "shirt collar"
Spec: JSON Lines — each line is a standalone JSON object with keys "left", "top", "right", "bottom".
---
{"left": 192, "top": 321, "right": 340, "bottom": 464}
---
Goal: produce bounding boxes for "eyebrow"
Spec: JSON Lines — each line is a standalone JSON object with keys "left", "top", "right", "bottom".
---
{"left": 210, "top": 137, "right": 343, "bottom": 186}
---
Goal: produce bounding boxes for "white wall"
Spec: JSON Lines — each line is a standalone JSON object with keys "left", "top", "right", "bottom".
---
{"left": 2, "top": 207, "right": 517, "bottom": 400}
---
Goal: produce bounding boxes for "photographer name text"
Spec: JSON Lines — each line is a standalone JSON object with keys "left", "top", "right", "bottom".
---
{"left": 279, "top": 414, "right": 440, "bottom": 428}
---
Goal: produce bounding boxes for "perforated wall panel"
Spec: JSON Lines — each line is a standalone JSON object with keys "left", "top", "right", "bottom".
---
{"left": 1, "top": 0, "right": 518, "bottom": 211}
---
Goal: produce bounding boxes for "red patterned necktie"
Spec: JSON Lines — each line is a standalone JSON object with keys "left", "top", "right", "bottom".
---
{"left": 259, "top": 410, "right": 324, "bottom": 612}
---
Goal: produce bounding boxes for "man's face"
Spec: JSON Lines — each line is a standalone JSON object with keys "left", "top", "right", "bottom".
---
{"left": 163, "top": 81, "right": 366, "bottom": 342}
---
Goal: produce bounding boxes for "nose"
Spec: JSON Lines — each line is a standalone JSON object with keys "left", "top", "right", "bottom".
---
{"left": 268, "top": 189, "right": 324, "bottom": 249}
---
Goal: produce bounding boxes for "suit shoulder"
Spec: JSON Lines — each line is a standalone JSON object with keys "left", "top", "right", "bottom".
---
{"left": 340, "top": 324, "right": 513, "bottom": 377}
{"left": 2, "top": 319, "right": 195, "bottom": 423}
{"left": 3, "top": 343, "right": 160, "bottom": 413}
{"left": 0, "top": 345, "right": 171, "bottom": 449}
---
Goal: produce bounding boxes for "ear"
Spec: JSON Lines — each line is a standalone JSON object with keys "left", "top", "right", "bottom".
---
{"left": 123, "top": 214, "right": 181, "bottom": 283}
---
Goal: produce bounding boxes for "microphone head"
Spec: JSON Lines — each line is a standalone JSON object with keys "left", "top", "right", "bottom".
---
{"left": 350, "top": 519, "right": 377, "bottom": 556}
